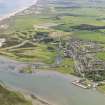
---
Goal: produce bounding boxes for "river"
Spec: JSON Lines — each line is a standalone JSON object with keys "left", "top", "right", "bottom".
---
{"left": 0, "top": 56, "right": 105, "bottom": 105}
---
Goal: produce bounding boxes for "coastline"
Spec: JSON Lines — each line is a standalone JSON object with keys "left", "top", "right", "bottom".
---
{"left": 0, "top": 70, "right": 80, "bottom": 105}
{"left": 2, "top": 83, "right": 54, "bottom": 105}
{"left": 14, "top": 88, "right": 53, "bottom": 105}
{"left": 0, "top": 0, "right": 38, "bottom": 22}
{"left": 0, "top": 1, "right": 55, "bottom": 104}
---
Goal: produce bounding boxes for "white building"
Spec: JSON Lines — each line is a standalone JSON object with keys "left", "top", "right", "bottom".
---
{"left": 0, "top": 38, "right": 6, "bottom": 47}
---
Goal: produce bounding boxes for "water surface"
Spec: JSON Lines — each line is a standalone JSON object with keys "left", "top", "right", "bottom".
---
{"left": 0, "top": 56, "right": 105, "bottom": 105}
{"left": 0, "top": 0, "right": 37, "bottom": 16}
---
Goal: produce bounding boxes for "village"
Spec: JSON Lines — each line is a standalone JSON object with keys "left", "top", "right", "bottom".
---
{"left": 64, "top": 38, "right": 105, "bottom": 88}
{"left": 0, "top": 0, "right": 105, "bottom": 91}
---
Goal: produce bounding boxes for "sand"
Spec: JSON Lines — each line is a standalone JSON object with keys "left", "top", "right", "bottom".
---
{"left": 0, "top": 0, "right": 38, "bottom": 22}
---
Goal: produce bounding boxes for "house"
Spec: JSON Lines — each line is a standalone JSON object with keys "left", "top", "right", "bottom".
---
{"left": 0, "top": 38, "right": 6, "bottom": 47}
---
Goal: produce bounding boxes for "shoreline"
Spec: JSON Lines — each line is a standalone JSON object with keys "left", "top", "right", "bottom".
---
{"left": 1, "top": 83, "right": 54, "bottom": 105}
{"left": 0, "top": 0, "right": 38, "bottom": 22}
{"left": 14, "top": 88, "right": 53, "bottom": 105}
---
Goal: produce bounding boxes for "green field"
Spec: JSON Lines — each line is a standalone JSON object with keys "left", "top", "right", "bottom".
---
{"left": 1, "top": 0, "right": 105, "bottom": 75}
{"left": 55, "top": 58, "right": 75, "bottom": 74}
{"left": 97, "top": 85, "right": 105, "bottom": 93}
{"left": 0, "top": 85, "right": 31, "bottom": 105}
{"left": 96, "top": 52, "right": 105, "bottom": 61}
{"left": 73, "top": 31, "right": 105, "bottom": 42}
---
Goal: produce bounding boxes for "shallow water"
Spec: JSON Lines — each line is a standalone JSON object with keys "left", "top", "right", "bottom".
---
{"left": 0, "top": 56, "right": 105, "bottom": 105}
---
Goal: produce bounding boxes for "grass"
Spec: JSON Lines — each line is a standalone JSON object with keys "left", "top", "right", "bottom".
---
{"left": 1, "top": 0, "right": 105, "bottom": 75}
{"left": 73, "top": 31, "right": 105, "bottom": 42}
{"left": 8, "top": 15, "right": 58, "bottom": 31}
{"left": 61, "top": 16, "right": 105, "bottom": 26}
{"left": 97, "top": 85, "right": 105, "bottom": 93}
{"left": 96, "top": 52, "right": 105, "bottom": 61}
{"left": 19, "top": 66, "right": 33, "bottom": 73}
{"left": 0, "top": 44, "right": 57, "bottom": 64}
{"left": 0, "top": 85, "right": 32, "bottom": 105}
{"left": 55, "top": 58, "right": 75, "bottom": 74}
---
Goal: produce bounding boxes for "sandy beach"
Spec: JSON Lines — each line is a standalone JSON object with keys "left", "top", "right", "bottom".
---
{"left": 0, "top": 0, "right": 38, "bottom": 22}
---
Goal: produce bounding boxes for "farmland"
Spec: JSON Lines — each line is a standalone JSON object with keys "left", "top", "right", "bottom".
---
{"left": 0, "top": 0, "right": 105, "bottom": 76}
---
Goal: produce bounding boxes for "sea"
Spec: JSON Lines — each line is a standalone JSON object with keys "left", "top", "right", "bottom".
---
{"left": 0, "top": 0, "right": 37, "bottom": 17}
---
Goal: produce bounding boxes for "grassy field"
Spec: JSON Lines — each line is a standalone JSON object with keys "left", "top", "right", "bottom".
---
{"left": 73, "top": 31, "right": 105, "bottom": 42}
{"left": 1, "top": 0, "right": 105, "bottom": 74}
{"left": 55, "top": 58, "right": 75, "bottom": 74}
{"left": 0, "top": 85, "right": 32, "bottom": 105}
{"left": 0, "top": 43, "right": 57, "bottom": 64}
{"left": 97, "top": 85, "right": 105, "bottom": 93}
{"left": 10, "top": 44, "right": 57, "bottom": 63}
{"left": 96, "top": 52, "right": 105, "bottom": 61}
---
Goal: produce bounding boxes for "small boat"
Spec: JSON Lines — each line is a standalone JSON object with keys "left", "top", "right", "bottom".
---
{"left": 72, "top": 80, "right": 89, "bottom": 89}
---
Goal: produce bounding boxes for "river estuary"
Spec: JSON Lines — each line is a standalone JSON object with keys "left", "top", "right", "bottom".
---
{"left": 0, "top": 56, "right": 105, "bottom": 105}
